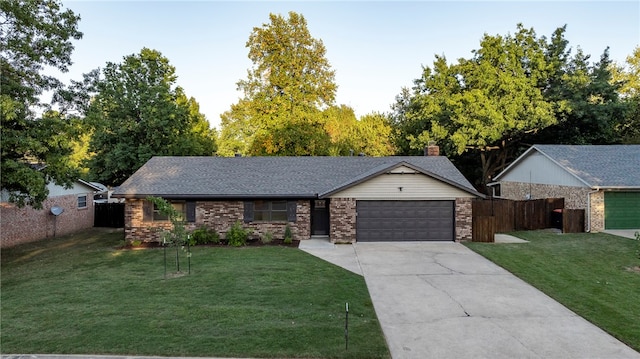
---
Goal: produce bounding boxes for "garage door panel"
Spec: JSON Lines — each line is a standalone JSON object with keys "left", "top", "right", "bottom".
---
{"left": 357, "top": 200, "right": 454, "bottom": 242}
{"left": 605, "top": 192, "right": 640, "bottom": 229}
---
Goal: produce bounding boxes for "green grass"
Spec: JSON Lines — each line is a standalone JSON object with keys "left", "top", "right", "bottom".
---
{"left": 465, "top": 231, "right": 640, "bottom": 352}
{"left": 1, "top": 229, "right": 390, "bottom": 358}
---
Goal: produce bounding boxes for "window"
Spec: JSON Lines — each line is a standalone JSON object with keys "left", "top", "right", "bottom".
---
{"left": 77, "top": 195, "right": 87, "bottom": 209}
{"left": 254, "top": 200, "right": 288, "bottom": 222}
{"left": 144, "top": 201, "right": 187, "bottom": 222}
{"left": 493, "top": 184, "right": 501, "bottom": 198}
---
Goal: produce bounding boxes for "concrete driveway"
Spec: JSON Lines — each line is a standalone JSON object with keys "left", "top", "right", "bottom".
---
{"left": 302, "top": 241, "right": 640, "bottom": 359}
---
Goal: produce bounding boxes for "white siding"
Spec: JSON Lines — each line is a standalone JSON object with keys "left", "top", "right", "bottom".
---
{"left": 500, "top": 152, "right": 587, "bottom": 187}
{"left": 330, "top": 166, "right": 475, "bottom": 200}
{"left": 47, "top": 182, "right": 96, "bottom": 197}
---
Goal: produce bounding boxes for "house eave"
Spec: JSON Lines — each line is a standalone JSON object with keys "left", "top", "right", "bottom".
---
{"left": 111, "top": 193, "right": 319, "bottom": 200}
{"left": 592, "top": 186, "right": 640, "bottom": 191}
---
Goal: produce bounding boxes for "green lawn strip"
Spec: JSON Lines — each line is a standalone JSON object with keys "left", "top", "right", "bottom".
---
{"left": 1, "top": 229, "right": 390, "bottom": 358}
{"left": 465, "top": 231, "right": 640, "bottom": 352}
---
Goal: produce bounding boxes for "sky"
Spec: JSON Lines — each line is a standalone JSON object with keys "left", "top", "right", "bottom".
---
{"left": 55, "top": 1, "right": 640, "bottom": 129}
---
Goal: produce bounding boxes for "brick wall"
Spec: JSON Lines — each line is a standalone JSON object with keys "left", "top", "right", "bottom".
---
{"left": 329, "top": 198, "right": 356, "bottom": 243}
{"left": 124, "top": 199, "right": 311, "bottom": 243}
{"left": 455, "top": 198, "right": 472, "bottom": 241}
{"left": 1, "top": 193, "right": 94, "bottom": 248}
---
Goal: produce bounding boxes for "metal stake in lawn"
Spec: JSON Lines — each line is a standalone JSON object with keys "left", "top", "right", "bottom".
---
{"left": 345, "top": 302, "right": 349, "bottom": 350}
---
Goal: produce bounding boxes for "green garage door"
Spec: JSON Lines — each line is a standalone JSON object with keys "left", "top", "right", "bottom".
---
{"left": 604, "top": 192, "right": 640, "bottom": 229}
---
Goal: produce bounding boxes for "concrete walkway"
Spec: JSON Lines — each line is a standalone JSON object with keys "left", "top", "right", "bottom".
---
{"left": 301, "top": 241, "right": 640, "bottom": 359}
{"left": 603, "top": 229, "right": 640, "bottom": 240}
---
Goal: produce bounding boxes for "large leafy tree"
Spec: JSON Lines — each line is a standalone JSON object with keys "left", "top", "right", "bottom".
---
{"left": 0, "top": 0, "right": 83, "bottom": 208}
{"left": 612, "top": 46, "right": 640, "bottom": 144}
{"left": 85, "top": 48, "right": 217, "bottom": 186}
{"left": 323, "top": 105, "right": 395, "bottom": 156}
{"left": 393, "top": 24, "right": 556, "bottom": 187}
{"left": 218, "top": 11, "right": 337, "bottom": 156}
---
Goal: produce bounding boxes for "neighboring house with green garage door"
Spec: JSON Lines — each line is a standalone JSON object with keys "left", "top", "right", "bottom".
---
{"left": 112, "top": 148, "right": 484, "bottom": 244}
{"left": 489, "top": 145, "right": 640, "bottom": 232}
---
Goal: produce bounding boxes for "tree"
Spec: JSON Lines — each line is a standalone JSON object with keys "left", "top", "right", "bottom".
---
{"left": 533, "top": 48, "right": 626, "bottom": 145}
{"left": 393, "top": 24, "right": 556, "bottom": 187}
{"left": 323, "top": 106, "right": 395, "bottom": 156}
{"left": 84, "top": 48, "right": 217, "bottom": 186}
{"left": 612, "top": 47, "right": 640, "bottom": 143}
{"left": 0, "top": 0, "right": 82, "bottom": 208}
{"left": 218, "top": 11, "right": 337, "bottom": 156}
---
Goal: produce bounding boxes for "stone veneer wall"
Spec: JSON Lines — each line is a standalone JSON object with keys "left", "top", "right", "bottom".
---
{"left": 497, "top": 181, "right": 603, "bottom": 232}
{"left": 124, "top": 199, "right": 311, "bottom": 242}
{"left": 329, "top": 198, "right": 356, "bottom": 244}
{"left": 1, "top": 193, "right": 94, "bottom": 248}
{"left": 499, "top": 182, "right": 590, "bottom": 209}
{"left": 455, "top": 198, "right": 472, "bottom": 241}
{"left": 589, "top": 191, "right": 605, "bottom": 232}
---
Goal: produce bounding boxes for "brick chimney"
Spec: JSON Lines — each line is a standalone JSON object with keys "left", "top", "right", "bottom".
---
{"left": 424, "top": 141, "right": 440, "bottom": 156}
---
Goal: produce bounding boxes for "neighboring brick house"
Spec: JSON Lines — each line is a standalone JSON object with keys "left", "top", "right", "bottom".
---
{"left": 112, "top": 149, "right": 483, "bottom": 244}
{"left": 490, "top": 145, "right": 640, "bottom": 232}
{"left": 1, "top": 180, "right": 102, "bottom": 248}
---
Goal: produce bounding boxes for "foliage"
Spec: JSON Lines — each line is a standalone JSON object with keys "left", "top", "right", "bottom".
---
{"left": 190, "top": 226, "right": 221, "bottom": 245}
{"left": 531, "top": 47, "right": 627, "bottom": 146}
{"left": 0, "top": 228, "right": 390, "bottom": 358}
{"left": 284, "top": 224, "right": 293, "bottom": 244}
{"left": 218, "top": 12, "right": 337, "bottom": 156}
{"left": 635, "top": 231, "right": 640, "bottom": 260}
{"left": 392, "top": 24, "right": 555, "bottom": 187}
{"left": 612, "top": 46, "right": 640, "bottom": 144}
{"left": 226, "top": 221, "right": 250, "bottom": 247}
{"left": 82, "top": 48, "right": 217, "bottom": 186}
{"left": 261, "top": 231, "right": 274, "bottom": 244}
{"left": 0, "top": 0, "right": 83, "bottom": 208}
{"left": 323, "top": 106, "right": 395, "bottom": 156}
{"left": 391, "top": 24, "right": 626, "bottom": 189}
{"left": 146, "top": 196, "right": 187, "bottom": 247}
{"left": 466, "top": 231, "right": 640, "bottom": 351}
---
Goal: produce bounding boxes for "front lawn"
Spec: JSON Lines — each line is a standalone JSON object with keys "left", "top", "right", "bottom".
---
{"left": 1, "top": 229, "right": 390, "bottom": 358}
{"left": 465, "top": 231, "right": 640, "bottom": 352}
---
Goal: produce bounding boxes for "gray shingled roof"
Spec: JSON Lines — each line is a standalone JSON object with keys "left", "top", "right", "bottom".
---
{"left": 112, "top": 156, "right": 480, "bottom": 199}
{"left": 533, "top": 145, "right": 640, "bottom": 187}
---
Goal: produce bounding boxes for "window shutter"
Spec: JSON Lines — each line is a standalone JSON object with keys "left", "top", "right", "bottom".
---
{"left": 243, "top": 201, "right": 254, "bottom": 223}
{"left": 143, "top": 200, "right": 153, "bottom": 222}
{"left": 287, "top": 201, "right": 297, "bottom": 222}
{"left": 186, "top": 201, "right": 196, "bottom": 223}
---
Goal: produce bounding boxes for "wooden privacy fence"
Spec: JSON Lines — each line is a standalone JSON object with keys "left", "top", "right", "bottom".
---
{"left": 94, "top": 203, "right": 125, "bottom": 228}
{"left": 472, "top": 198, "right": 584, "bottom": 242}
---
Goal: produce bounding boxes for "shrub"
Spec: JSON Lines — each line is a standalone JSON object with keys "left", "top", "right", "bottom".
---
{"left": 190, "top": 226, "right": 220, "bottom": 245}
{"left": 284, "top": 224, "right": 293, "bottom": 245}
{"left": 226, "top": 221, "right": 250, "bottom": 247}
{"left": 261, "top": 231, "right": 273, "bottom": 244}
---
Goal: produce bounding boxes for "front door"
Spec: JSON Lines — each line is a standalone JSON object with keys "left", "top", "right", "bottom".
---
{"left": 311, "top": 199, "right": 330, "bottom": 235}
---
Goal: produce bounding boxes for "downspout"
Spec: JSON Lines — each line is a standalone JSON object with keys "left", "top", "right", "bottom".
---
{"left": 586, "top": 187, "right": 600, "bottom": 232}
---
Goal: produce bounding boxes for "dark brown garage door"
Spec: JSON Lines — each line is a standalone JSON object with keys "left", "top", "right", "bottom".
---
{"left": 356, "top": 200, "right": 454, "bottom": 242}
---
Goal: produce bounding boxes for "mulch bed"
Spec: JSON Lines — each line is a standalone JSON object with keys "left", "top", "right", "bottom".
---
{"left": 118, "top": 238, "right": 300, "bottom": 250}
